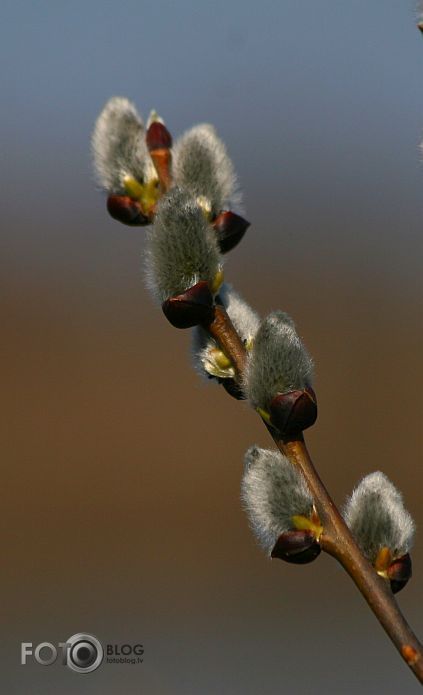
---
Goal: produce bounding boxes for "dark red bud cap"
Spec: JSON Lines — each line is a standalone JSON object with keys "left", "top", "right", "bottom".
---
{"left": 162, "top": 281, "right": 214, "bottom": 329}
{"left": 107, "top": 195, "right": 150, "bottom": 226}
{"left": 271, "top": 530, "right": 321, "bottom": 564}
{"left": 212, "top": 211, "right": 250, "bottom": 254}
{"left": 387, "top": 554, "right": 412, "bottom": 595}
{"left": 269, "top": 387, "right": 317, "bottom": 437}
{"left": 146, "top": 122, "right": 172, "bottom": 152}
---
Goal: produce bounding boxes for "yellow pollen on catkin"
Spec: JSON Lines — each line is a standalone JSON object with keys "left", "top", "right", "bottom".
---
{"left": 291, "top": 514, "right": 323, "bottom": 540}
{"left": 123, "top": 175, "right": 144, "bottom": 199}
{"left": 196, "top": 195, "right": 213, "bottom": 219}
{"left": 257, "top": 407, "right": 271, "bottom": 424}
{"left": 210, "top": 268, "right": 224, "bottom": 294}
{"left": 375, "top": 546, "right": 392, "bottom": 575}
{"left": 211, "top": 349, "right": 232, "bottom": 370}
{"left": 123, "top": 175, "right": 161, "bottom": 214}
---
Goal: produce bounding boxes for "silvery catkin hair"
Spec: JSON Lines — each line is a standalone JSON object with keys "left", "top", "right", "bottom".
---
{"left": 343, "top": 472, "right": 415, "bottom": 563}
{"left": 92, "top": 97, "right": 155, "bottom": 194}
{"left": 145, "top": 187, "right": 221, "bottom": 302}
{"left": 172, "top": 124, "right": 239, "bottom": 215}
{"left": 244, "top": 310, "right": 314, "bottom": 412}
{"left": 241, "top": 446, "right": 314, "bottom": 555}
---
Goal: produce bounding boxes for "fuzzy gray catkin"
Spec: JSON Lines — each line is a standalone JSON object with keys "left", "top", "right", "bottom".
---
{"left": 92, "top": 97, "right": 155, "bottom": 194}
{"left": 145, "top": 187, "right": 221, "bottom": 302}
{"left": 343, "top": 472, "right": 415, "bottom": 563}
{"left": 192, "top": 283, "right": 260, "bottom": 380}
{"left": 172, "top": 124, "right": 239, "bottom": 215}
{"left": 244, "top": 311, "right": 314, "bottom": 412}
{"left": 241, "top": 446, "right": 314, "bottom": 555}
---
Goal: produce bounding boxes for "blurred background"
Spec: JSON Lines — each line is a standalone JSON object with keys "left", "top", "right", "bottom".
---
{"left": 2, "top": 1, "right": 423, "bottom": 693}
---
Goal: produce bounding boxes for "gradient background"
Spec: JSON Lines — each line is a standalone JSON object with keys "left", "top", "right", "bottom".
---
{"left": 2, "top": 1, "right": 423, "bottom": 693}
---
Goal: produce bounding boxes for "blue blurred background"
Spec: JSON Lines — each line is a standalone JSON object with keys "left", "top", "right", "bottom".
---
{"left": 2, "top": 1, "right": 423, "bottom": 693}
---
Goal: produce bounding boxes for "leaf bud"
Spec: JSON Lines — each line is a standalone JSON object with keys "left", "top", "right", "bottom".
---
{"left": 146, "top": 119, "right": 172, "bottom": 152}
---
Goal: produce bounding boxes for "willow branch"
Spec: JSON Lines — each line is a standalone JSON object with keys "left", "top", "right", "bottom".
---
{"left": 203, "top": 304, "right": 423, "bottom": 684}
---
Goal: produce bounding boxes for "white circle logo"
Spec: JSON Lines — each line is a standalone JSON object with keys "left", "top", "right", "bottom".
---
{"left": 66, "top": 633, "right": 103, "bottom": 673}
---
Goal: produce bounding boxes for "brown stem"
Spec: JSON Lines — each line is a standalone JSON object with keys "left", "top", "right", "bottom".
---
{"left": 205, "top": 305, "right": 247, "bottom": 377}
{"left": 204, "top": 305, "right": 423, "bottom": 684}
{"left": 276, "top": 436, "right": 423, "bottom": 683}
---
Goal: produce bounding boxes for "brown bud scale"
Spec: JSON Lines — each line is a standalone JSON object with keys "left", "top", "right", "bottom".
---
{"left": 271, "top": 529, "right": 321, "bottom": 564}
{"left": 387, "top": 553, "right": 412, "bottom": 595}
{"left": 212, "top": 211, "right": 250, "bottom": 254}
{"left": 162, "top": 281, "right": 214, "bottom": 329}
{"left": 107, "top": 195, "right": 150, "bottom": 226}
{"left": 146, "top": 122, "right": 172, "bottom": 151}
{"left": 150, "top": 149, "right": 172, "bottom": 193}
{"left": 269, "top": 387, "right": 317, "bottom": 437}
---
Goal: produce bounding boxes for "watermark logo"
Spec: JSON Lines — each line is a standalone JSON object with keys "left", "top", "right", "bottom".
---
{"left": 21, "top": 634, "right": 143, "bottom": 673}
{"left": 66, "top": 633, "right": 104, "bottom": 673}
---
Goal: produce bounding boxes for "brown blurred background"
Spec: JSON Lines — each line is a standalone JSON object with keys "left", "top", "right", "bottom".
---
{"left": 2, "top": 1, "right": 423, "bottom": 693}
